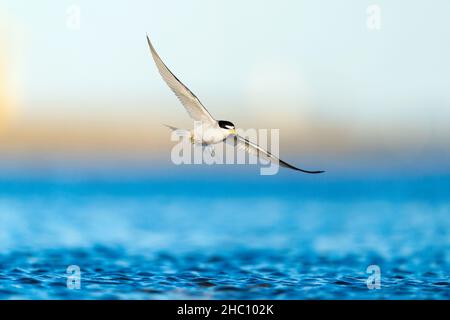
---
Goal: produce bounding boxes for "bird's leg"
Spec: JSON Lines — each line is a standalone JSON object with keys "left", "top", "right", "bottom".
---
{"left": 207, "top": 144, "right": 215, "bottom": 157}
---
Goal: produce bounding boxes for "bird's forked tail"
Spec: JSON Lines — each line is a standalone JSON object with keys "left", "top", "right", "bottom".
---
{"left": 162, "top": 124, "right": 179, "bottom": 131}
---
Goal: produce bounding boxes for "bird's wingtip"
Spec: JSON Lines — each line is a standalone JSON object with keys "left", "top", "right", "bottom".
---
{"left": 304, "top": 170, "right": 325, "bottom": 174}
{"left": 146, "top": 34, "right": 157, "bottom": 54}
{"left": 295, "top": 167, "right": 325, "bottom": 174}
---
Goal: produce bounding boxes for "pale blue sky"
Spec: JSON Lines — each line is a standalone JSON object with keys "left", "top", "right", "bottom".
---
{"left": 3, "top": 1, "right": 449, "bottom": 105}
{"left": 2, "top": 0, "right": 450, "bottom": 153}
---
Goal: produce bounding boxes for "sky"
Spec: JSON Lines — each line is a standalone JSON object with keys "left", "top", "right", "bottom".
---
{"left": 0, "top": 0, "right": 450, "bottom": 176}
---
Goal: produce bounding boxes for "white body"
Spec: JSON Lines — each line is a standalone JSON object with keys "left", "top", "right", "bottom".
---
{"left": 189, "top": 123, "right": 230, "bottom": 145}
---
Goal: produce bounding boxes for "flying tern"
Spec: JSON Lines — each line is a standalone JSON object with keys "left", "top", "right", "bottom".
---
{"left": 146, "top": 35, "right": 324, "bottom": 174}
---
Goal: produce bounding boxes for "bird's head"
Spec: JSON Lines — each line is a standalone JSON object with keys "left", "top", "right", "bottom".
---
{"left": 218, "top": 120, "right": 237, "bottom": 136}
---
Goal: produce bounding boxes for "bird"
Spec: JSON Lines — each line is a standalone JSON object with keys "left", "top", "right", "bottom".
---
{"left": 146, "top": 35, "right": 324, "bottom": 174}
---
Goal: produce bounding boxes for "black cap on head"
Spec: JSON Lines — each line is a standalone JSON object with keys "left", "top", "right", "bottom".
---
{"left": 218, "top": 120, "right": 235, "bottom": 130}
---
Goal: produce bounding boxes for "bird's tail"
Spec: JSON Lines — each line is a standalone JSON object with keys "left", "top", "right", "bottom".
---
{"left": 163, "top": 124, "right": 191, "bottom": 139}
{"left": 162, "top": 124, "right": 179, "bottom": 131}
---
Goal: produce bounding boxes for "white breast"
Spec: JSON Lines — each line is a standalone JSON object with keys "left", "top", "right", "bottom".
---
{"left": 190, "top": 126, "right": 228, "bottom": 145}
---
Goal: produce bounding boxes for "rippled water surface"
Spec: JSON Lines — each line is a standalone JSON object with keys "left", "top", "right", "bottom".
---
{"left": 0, "top": 176, "right": 449, "bottom": 299}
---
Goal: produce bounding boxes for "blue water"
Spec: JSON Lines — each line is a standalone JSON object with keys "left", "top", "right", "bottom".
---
{"left": 0, "top": 173, "right": 449, "bottom": 299}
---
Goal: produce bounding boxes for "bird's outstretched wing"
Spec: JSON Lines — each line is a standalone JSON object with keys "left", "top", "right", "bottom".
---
{"left": 231, "top": 135, "right": 325, "bottom": 174}
{"left": 146, "top": 35, "right": 216, "bottom": 125}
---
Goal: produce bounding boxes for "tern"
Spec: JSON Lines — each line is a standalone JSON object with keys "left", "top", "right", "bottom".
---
{"left": 146, "top": 35, "right": 324, "bottom": 174}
